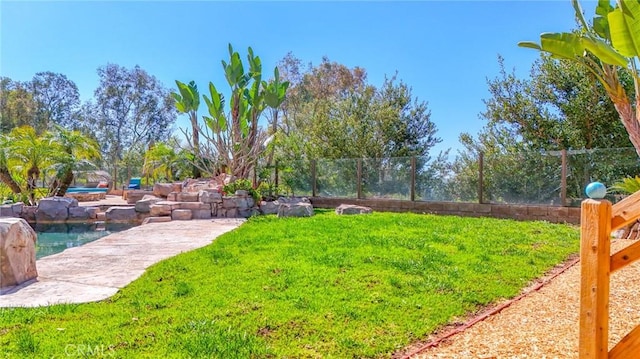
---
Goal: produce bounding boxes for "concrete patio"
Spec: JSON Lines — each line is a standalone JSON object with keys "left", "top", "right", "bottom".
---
{"left": 0, "top": 218, "right": 244, "bottom": 307}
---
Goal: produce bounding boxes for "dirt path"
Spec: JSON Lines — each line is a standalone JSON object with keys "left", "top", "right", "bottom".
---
{"left": 408, "top": 238, "right": 640, "bottom": 358}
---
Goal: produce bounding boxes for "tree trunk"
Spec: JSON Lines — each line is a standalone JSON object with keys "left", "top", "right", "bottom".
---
{"left": 26, "top": 166, "right": 39, "bottom": 205}
{"left": 54, "top": 169, "right": 74, "bottom": 197}
{"left": 0, "top": 166, "right": 22, "bottom": 194}
{"left": 613, "top": 100, "right": 640, "bottom": 157}
{"left": 190, "top": 111, "right": 201, "bottom": 179}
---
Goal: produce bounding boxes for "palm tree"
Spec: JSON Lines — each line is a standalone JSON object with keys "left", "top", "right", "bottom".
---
{"left": 7, "top": 126, "right": 52, "bottom": 204}
{"left": 0, "top": 134, "right": 22, "bottom": 194}
{"left": 48, "top": 126, "right": 101, "bottom": 197}
{"left": 143, "top": 141, "right": 186, "bottom": 182}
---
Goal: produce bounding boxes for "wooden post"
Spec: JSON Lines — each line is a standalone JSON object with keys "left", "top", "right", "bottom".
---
{"left": 478, "top": 151, "right": 484, "bottom": 204}
{"left": 311, "top": 160, "right": 317, "bottom": 197}
{"left": 357, "top": 159, "right": 363, "bottom": 199}
{"left": 579, "top": 198, "right": 612, "bottom": 359}
{"left": 410, "top": 156, "right": 416, "bottom": 201}
{"left": 561, "top": 149, "right": 568, "bottom": 207}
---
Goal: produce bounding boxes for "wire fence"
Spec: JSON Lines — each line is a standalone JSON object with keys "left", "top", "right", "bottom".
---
{"left": 275, "top": 148, "right": 639, "bottom": 207}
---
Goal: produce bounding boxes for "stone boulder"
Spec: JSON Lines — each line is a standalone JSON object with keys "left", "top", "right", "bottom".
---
{"left": 260, "top": 201, "right": 279, "bottom": 215}
{"left": 135, "top": 195, "right": 163, "bottom": 213}
{"left": 239, "top": 208, "right": 260, "bottom": 218}
{"left": 153, "top": 183, "right": 174, "bottom": 198}
{"left": 21, "top": 206, "right": 37, "bottom": 223}
{"left": 183, "top": 179, "right": 218, "bottom": 193}
{"left": 0, "top": 202, "right": 23, "bottom": 217}
{"left": 278, "top": 196, "right": 311, "bottom": 204}
{"left": 199, "top": 190, "right": 223, "bottom": 204}
{"left": 105, "top": 207, "right": 137, "bottom": 222}
{"left": 335, "top": 204, "right": 373, "bottom": 215}
{"left": 277, "top": 202, "right": 314, "bottom": 218}
{"left": 176, "top": 192, "right": 199, "bottom": 202}
{"left": 65, "top": 206, "right": 99, "bottom": 221}
{"left": 172, "top": 209, "right": 192, "bottom": 221}
{"left": 126, "top": 190, "right": 153, "bottom": 204}
{"left": 0, "top": 217, "right": 37, "bottom": 289}
{"left": 149, "top": 201, "right": 181, "bottom": 217}
{"left": 35, "top": 197, "right": 78, "bottom": 222}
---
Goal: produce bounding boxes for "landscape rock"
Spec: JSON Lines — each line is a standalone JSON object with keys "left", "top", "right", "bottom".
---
{"left": 183, "top": 179, "right": 218, "bottom": 193}
{"left": 260, "top": 201, "right": 279, "bottom": 215}
{"left": 0, "top": 202, "right": 23, "bottom": 217}
{"left": 191, "top": 209, "right": 212, "bottom": 220}
{"left": 126, "top": 190, "right": 153, "bottom": 204}
{"left": 167, "top": 192, "right": 178, "bottom": 201}
{"left": 277, "top": 196, "right": 311, "bottom": 204}
{"left": 68, "top": 206, "right": 91, "bottom": 220}
{"left": 35, "top": 197, "right": 78, "bottom": 222}
{"left": 149, "top": 201, "right": 181, "bottom": 216}
{"left": 217, "top": 208, "right": 238, "bottom": 218}
{"left": 239, "top": 208, "right": 260, "bottom": 218}
{"left": 335, "top": 204, "right": 373, "bottom": 215}
{"left": 199, "top": 190, "right": 223, "bottom": 204}
{"left": 85, "top": 207, "right": 99, "bottom": 219}
{"left": 172, "top": 209, "right": 192, "bottom": 221}
{"left": 153, "top": 183, "right": 174, "bottom": 198}
{"left": 105, "top": 207, "right": 137, "bottom": 222}
{"left": 176, "top": 192, "right": 199, "bottom": 202}
{"left": 21, "top": 206, "right": 37, "bottom": 223}
{"left": 222, "top": 197, "right": 248, "bottom": 209}
{"left": 0, "top": 217, "right": 37, "bottom": 289}
{"left": 277, "top": 202, "right": 314, "bottom": 218}
{"left": 235, "top": 190, "right": 249, "bottom": 197}
{"left": 142, "top": 216, "right": 172, "bottom": 225}
{"left": 135, "top": 196, "right": 163, "bottom": 213}
{"left": 177, "top": 202, "right": 211, "bottom": 210}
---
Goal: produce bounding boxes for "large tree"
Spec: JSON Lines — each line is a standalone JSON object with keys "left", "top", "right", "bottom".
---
{"left": 271, "top": 55, "right": 442, "bottom": 196}
{"left": 30, "top": 71, "right": 80, "bottom": 131}
{"left": 0, "top": 77, "right": 36, "bottom": 133}
{"left": 450, "top": 54, "right": 635, "bottom": 204}
{"left": 276, "top": 56, "right": 439, "bottom": 160}
{"left": 519, "top": 0, "right": 640, "bottom": 156}
{"left": 93, "top": 64, "right": 176, "bottom": 187}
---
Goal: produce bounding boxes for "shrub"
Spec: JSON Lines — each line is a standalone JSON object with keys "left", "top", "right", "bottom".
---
{"left": 223, "top": 179, "right": 260, "bottom": 203}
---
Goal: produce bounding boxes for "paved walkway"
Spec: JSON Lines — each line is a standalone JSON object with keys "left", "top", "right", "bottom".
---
{"left": 0, "top": 219, "right": 244, "bottom": 307}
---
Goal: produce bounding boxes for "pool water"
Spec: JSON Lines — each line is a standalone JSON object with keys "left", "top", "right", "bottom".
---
{"left": 31, "top": 222, "right": 136, "bottom": 259}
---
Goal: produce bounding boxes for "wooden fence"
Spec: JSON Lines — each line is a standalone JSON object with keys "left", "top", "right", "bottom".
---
{"left": 580, "top": 190, "right": 640, "bottom": 358}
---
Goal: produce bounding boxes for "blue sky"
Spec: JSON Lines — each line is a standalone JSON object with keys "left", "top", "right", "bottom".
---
{"left": 0, "top": 1, "right": 597, "bottom": 156}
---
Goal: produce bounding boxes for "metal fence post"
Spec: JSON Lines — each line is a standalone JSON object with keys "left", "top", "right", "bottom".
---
{"left": 561, "top": 149, "right": 568, "bottom": 207}
{"left": 311, "top": 160, "right": 317, "bottom": 197}
{"left": 357, "top": 159, "right": 363, "bottom": 199}
{"left": 478, "top": 151, "right": 484, "bottom": 204}
{"left": 410, "top": 156, "right": 416, "bottom": 201}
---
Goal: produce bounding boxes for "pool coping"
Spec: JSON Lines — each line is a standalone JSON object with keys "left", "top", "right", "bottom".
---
{"left": 0, "top": 218, "right": 244, "bottom": 307}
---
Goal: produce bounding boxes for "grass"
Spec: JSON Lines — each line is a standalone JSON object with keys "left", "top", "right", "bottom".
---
{"left": 0, "top": 210, "right": 579, "bottom": 358}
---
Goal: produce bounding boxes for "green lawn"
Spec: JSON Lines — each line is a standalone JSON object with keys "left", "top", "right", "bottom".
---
{"left": 0, "top": 211, "right": 579, "bottom": 358}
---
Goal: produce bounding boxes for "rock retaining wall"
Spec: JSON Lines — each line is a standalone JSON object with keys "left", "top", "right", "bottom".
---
{"left": 310, "top": 197, "right": 581, "bottom": 224}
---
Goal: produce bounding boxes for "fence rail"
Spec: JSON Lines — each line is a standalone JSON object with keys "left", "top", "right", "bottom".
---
{"left": 283, "top": 148, "right": 639, "bottom": 207}
{"left": 580, "top": 191, "right": 640, "bottom": 358}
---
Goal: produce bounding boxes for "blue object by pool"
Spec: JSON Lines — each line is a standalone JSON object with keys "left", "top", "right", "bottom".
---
{"left": 585, "top": 181, "right": 607, "bottom": 199}
{"left": 128, "top": 177, "right": 141, "bottom": 190}
{"left": 66, "top": 187, "right": 108, "bottom": 193}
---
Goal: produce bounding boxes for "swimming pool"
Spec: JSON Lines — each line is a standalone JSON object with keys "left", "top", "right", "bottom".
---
{"left": 31, "top": 222, "right": 136, "bottom": 259}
